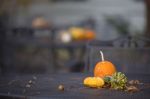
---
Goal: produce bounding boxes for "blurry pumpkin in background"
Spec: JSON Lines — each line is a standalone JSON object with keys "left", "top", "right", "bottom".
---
{"left": 85, "top": 29, "right": 95, "bottom": 40}
{"left": 57, "top": 27, "right": 96, "bottom": 43}
{"left": 69, "top": 27, "right": 85, "bottom": 41}
{"left": 32, "top": 17, "right": 49, "bottom": 29}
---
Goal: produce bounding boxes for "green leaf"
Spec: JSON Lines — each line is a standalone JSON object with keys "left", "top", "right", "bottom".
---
{"left": 103, "top": 76, "right": 111, "bottom": 83}
{"left": 110, "top": 72, "right": 127, "bottom": 90}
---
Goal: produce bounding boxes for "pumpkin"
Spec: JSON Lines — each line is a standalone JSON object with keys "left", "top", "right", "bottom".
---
{"left": 94, "top": 51, "right": 116, "bottom": 78}
{"left": 32, "top": 17, "right": 49, "bottom": 29}
{"left": 69, "top": 27, "right": 85, "bottom": 41}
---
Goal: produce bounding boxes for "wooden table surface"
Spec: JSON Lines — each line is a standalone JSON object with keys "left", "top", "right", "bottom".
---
{"left": 0, "top": 73, "right": 150, "bottom": 99}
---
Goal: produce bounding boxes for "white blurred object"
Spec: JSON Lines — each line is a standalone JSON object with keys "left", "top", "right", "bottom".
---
{"left": 61, "top": 33, "right": 72, "bottom": 43}
{"left": 59, "top": 31, "right": 72, "bottom": 43}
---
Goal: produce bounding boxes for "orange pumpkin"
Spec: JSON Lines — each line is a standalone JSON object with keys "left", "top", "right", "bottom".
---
{"left": 94, "top": 51, "right": 116, "bottom": 78}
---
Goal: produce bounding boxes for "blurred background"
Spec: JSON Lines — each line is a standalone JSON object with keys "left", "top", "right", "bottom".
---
{"left": 0, "top": 0, "right": 150, "bottom": 74}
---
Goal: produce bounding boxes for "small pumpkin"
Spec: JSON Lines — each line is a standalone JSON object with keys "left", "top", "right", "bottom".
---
{"left": 32, "top": 17, "right": 49, "bottom": 29}
{"left": 94, "top": 51, "right": 116, "bottom": 78}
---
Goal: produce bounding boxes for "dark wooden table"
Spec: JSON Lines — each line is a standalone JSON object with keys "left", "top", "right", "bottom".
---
{"left": 0, "top": 73, "right": 150, "bottom": 99}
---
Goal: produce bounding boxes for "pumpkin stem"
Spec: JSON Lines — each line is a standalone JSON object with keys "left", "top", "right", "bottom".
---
{"left": 100, "top": 51, "right": 104, "bottom": 61}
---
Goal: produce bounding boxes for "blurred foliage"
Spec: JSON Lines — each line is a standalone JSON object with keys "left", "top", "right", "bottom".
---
{"left": 0, "top": 0, "right": 32, "bottom": 28}
{"left": 105, "top": 15, "right": 130, "bottom": 36}
{"left": 0, "top": 0, "right": 32, "bottom": 15}
{"left": 49, "top": 0, "right": 87, "bottom": 2}
{"left": 16, "top": 0, "right": 32, "bottom": 7}
{"left": 15, "top": 45, "right": 51, "bottom": 73}
{"left": 0, "top": 0, "right": 13, "bottom": 15}
{"left": 57, "top": 49, "right": 71, "bottom": 61}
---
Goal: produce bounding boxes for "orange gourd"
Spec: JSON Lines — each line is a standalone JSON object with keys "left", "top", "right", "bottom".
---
{"left": 94, "top": 51, "right": 116, "bottom": 78}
